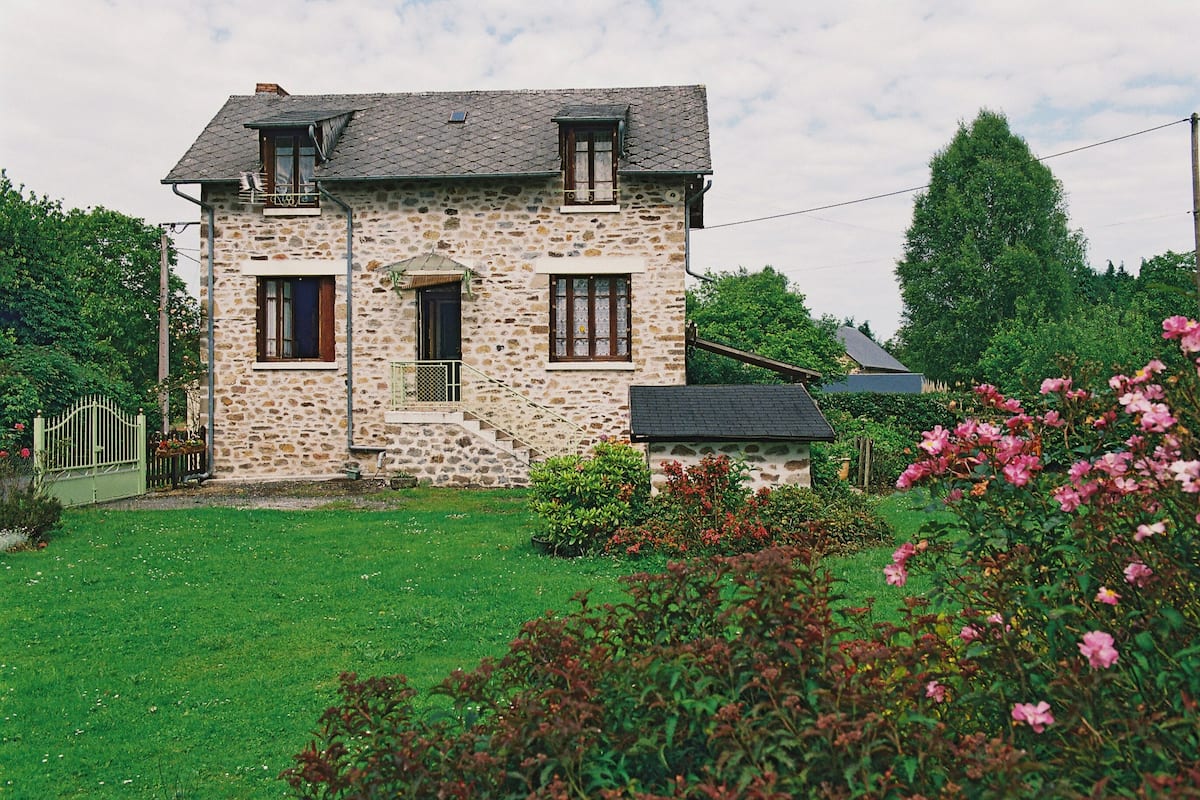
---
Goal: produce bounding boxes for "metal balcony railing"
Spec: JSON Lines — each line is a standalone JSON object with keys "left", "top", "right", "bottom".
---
{"left": 389, "top": 360, "right": 587, "bottom": 459}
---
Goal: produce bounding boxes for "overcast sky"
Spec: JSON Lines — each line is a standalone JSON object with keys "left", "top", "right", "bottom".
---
{"left": 2, "top": 0, "right": 1197, "bottom": 340}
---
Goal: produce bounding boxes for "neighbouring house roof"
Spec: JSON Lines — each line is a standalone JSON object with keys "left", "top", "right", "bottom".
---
{"left": 162, "top": 85, "right": 711, "bottom": 185}
{"left": 836, "top": 326, "right": 909, "bottom": 373}
{"left": 821, "top": 373, "right": 925, "bottom": 394}
{"left": 629, "top": 385, "right": 836, "bottom": 443}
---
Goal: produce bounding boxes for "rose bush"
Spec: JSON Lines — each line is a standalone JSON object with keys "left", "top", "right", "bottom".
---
{"left": 890, "top": 315, "right": 1200, "bottom": 794}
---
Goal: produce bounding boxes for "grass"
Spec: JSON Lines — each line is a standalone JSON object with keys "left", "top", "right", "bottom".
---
{"left": 0, "top": 489, "right": 647, "bottom": 799}
{"left": 1, "top": 487, "right": 938, "bottom": 799}
{"left": 823, "top": 489, "right": 951, "bottom": 625}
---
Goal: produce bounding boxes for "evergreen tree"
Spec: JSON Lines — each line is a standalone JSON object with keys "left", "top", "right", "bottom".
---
{"left": 894, "top": 110, "right": 1087, "bottom": 385}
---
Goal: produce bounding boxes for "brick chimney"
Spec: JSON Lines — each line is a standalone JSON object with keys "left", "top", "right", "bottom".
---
{"left": 255, "top": 83, "right": 289, "bottom": 96}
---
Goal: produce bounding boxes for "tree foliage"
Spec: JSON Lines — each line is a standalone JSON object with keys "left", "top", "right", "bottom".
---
{"left": 895, "top": 110, "right": 1087, "bottom": 386}
{"left": 979, "top": 251, "right": 1198, "bottom": 394}
{"left": 0, "top": 170, "right": 200, "bottom": 431}
{"left": 686, "top": 266, "right": 846, "bottom": 384}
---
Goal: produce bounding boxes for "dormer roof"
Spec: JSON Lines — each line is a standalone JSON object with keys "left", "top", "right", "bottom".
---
{"left": 163, "top": 85, "right": 711, "bottom": 185}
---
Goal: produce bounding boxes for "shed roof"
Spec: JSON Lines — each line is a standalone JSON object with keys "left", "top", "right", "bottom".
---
{"left": 629, "top": 385, "right": 835, "bottom": 443}
{"left": 163, "top": 85, "right": 711, "bottom": 184}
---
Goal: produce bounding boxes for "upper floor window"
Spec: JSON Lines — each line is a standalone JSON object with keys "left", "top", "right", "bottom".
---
{"left": 551, "top": 275, "right": 631, "bottom": 361}
{"left": 564, "top": 125, "right": 617, "bottom": 205}
{"left": 256, "top": 276, "right": 335, "bottom": 361}
{"left": 263, "top": 130, "right": 318, "bottom": 208}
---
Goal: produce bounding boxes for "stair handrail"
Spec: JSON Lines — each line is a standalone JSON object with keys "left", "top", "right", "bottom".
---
{"left": 389, "top": 361, "right": 589, "bottom": 459}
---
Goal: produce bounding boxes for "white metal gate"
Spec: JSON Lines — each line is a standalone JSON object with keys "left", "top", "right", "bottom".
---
{"left": 34, "top": 396, "right": 146, "bottom": 507}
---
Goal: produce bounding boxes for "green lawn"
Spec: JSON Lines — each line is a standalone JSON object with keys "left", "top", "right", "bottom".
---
{"left": 0, "top": 490, "right": 649, "bottom": 799}
{"left": 1, "top": 488, "right": 932, "bottom": 799}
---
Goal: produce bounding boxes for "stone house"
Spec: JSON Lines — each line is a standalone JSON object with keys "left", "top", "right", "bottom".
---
{"left": 163, "top": 83, "right": 712, "bottom": 486}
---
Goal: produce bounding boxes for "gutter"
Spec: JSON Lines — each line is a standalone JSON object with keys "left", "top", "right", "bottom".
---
{"left": 684, "top": 180, "right": 714, "bottom": 283}
{"left": 169, "top": 184, "right": 216, "bottom": 480}
{"left": 316, "top": 184, "right": 363, "bottom": 456}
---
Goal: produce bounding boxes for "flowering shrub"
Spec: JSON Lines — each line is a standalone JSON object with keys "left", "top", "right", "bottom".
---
{"left": 610, "top": 455, "right": 893, "bottom": 558}
{"left": 890, "top": 316, "right": 1200, "bottom": 793}
{"left": 608, "top": 454, "right": 772, "bottom": 557}
{"left": 0, "top": 422, "right": 62, "bottom": 548}
{"left": 285, "top": 547, "right": 1041, "bottom": 799}
{"left": 528, "top": 440, "right": 650, "bottom": 555}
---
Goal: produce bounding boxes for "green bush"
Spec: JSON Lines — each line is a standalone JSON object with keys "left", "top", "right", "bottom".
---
{"left": 759, "top": 484, "right": 892, "bottom": 555}
{"left": 527, "top": 440, "right": 650, "bottom": 556}
{"left": 0, "top": 423, "right": 62, "bottom": 546}
{"left": 0, "top": 486, "right": 62, "bottom": 546}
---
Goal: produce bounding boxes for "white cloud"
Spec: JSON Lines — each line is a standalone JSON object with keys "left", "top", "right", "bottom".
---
{"left": 1, "top": 0, "right": 1196, "bottom": 340}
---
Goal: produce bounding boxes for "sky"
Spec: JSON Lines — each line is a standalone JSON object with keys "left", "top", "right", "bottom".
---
{"left": 2, "top": 0, "right": 1197, "bottom": 341}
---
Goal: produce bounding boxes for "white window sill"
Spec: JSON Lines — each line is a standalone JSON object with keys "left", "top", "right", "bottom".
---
{"left": 558, "top": 204, "right": 621, "bottom": 214}
{"left": 546, "top": 361, "right": 636, "bottom": 371}
{"left": 253, "top": 361, "right": 339, "bottom": 370}
{"left": 263, "top": 207, "right": 321, "bottom": 217}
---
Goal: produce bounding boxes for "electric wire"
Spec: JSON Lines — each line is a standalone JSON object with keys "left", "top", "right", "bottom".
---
{"left": 705, "top": 117, "right": 1192, "bottom": 231}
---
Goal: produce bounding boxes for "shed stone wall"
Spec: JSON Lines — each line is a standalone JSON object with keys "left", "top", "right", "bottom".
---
{"left": 646, "top": 441, "right": 814, "bottom": 491}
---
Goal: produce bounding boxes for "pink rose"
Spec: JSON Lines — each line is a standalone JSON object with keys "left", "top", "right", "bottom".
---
{"left": 1012, "top": 701, "right": 1055, "bottom": 733}
{"left": 1135, "top": 521, "right": 1165, "bottom": 542}
{"left": 1124, "top": 561, "right": 1153, "bottom": 587}
{"left": 1095, "top": 586, "right": 1120, "bottom": 606}
{"left": 925, "top": 680, "right": 946, "bottom": 703}
{"left": 884, "top": 563, "right": 907, "bottom": 587}
{"left": 1079, "top": 631, "right": 1119, "bottom": 669}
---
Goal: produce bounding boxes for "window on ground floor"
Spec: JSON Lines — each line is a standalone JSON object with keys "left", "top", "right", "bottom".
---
{"left": 551, "top": 275, "right": 631, "bottom": 361}
{"left": 256, "top": 276, "right": 335, "bottom": 361}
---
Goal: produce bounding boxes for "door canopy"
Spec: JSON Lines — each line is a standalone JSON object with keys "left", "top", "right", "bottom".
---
{"left": 386, "top": 253, "right": 475, "bottom": 297}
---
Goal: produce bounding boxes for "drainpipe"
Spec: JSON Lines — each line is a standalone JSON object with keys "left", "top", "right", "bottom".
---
{"left": 684, "top": 179, "right": 714, "bottom": 283}
{"left": 171, "top": 184, "right": 216, "bottom": 479}
{"left": 317, "top": 184, "right": 356, "bottom": 453}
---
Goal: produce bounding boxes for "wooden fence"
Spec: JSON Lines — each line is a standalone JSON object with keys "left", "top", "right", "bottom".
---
{"left": 147, "top": 428, "right": 208, "bottom": 489}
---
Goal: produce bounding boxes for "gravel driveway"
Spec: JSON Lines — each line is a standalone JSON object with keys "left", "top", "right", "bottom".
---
{"left": 102, "top": 478, "right": 400, "bottom": 511}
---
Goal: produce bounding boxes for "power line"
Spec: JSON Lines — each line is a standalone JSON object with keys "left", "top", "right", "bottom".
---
{"left": 704, "top": 117, "right": 1192, "bottom": 232}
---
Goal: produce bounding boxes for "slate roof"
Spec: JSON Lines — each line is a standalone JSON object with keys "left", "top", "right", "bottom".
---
{"left": 163, "top": 85, "right": 711, "bottom": 184}
{"left": 836, "top": 326, "right": 910, "bottom": 373}
{"left": 629, "top": 385, "right": 835, "bottom": 443}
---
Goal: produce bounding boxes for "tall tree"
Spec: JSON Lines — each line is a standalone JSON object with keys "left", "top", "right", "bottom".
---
{"left": 686, "top": 267, "right": 846, "bottom": 384}
{"left": 894, "top": 110, "right": 1087, "bottom": 385}
{"left": 0, "top": 171, "right": 199, "bottom": 431}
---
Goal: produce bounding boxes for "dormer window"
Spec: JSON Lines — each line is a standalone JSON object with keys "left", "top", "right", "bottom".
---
{"left": 564, "top": 126, "right": 616, "bottom": 204}
{"left": 245, "top": 109, "right": 354, "bottom": 213}
{"left": 264, "top": 130, "right": 318, "bottom": 208}
{"left": 554, "top": 104, "right": 627, "bottom": 206}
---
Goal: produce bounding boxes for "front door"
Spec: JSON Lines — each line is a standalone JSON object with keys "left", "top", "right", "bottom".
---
{"left": 418, "top": 284, "right": 462, "bottom": 401}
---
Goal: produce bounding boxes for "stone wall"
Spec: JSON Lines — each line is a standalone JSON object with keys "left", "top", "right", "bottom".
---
{"left": 647, "top": 441, "right": 815, "bottom": 492}
{"left": 199, "top": 175, "right": 690, "bottom": 481}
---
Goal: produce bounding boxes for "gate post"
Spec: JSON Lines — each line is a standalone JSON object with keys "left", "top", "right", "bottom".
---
{"left": 136, "top": 410, "right": 147, "bottom": 496}
{"left": 32, "top": 411, "right": 45, "bottom": 493}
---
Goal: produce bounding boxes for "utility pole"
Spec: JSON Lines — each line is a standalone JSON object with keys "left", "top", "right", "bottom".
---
{"left": 1192, "top": 112, "right": 1200, "bottom": 312}
{"left": 159, "top": 227, "right": 171, "bottom": 435}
